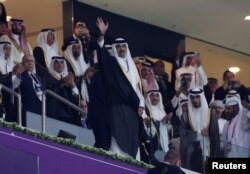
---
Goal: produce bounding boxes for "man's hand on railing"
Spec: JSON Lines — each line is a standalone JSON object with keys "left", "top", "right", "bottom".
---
{"left": 79, "top": 100, "right": 88, "bottom": 114}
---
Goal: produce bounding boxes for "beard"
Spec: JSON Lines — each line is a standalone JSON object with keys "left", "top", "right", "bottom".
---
{"left": 12, "top": 28, "right": 22, "bottom": 35}
{"left": 226, "top": 111, "right": 238, "bottom": 121}
{"left": 73, "top": 51, "right": 80, "bottom": 59}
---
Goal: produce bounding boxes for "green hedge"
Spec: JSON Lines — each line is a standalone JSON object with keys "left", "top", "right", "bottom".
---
{"left": 0, "top": 119, "right": 153, "bottom": 169}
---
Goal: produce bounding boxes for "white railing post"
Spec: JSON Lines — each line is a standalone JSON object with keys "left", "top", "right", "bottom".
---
{"left": 42, "top": 92, "right": 46, "bottom": 133}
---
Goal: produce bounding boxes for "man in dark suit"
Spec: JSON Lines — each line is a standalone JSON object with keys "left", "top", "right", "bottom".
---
{"left": 204, "top": 77, "right": 218, "bottom": 104}
{"left": 153, "top": 60, "right": 178, "bottom": 137}
{"left": 153, "top": 60, "right": 175, "bottom": 112}
{"left": 14, "top": 55, "right": 44, "bottom": 126}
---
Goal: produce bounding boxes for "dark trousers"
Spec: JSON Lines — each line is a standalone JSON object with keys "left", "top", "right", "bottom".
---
{"left": 91, "top": 120, "right": 111, "bottom": 151}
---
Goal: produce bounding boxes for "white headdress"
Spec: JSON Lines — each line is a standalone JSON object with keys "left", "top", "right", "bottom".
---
{"left": 111, "top": 38, "right": 141, "bottom": 91}
{"left": 209, "top": 100, "right": 225, "bottom": 110}
{"left": 176, "top": 93, "right": 188, "bottom": 118}
{"left": 0, "top": 41, "right": 14, "bottom": 74}
{"left": 37, "top": 29, "right": 59, "bottom": 68}
{"left": 181, "top": 52, "right": 196, "bottom": 67}
{"left": 188, "top": 88, "right": 209, "bottom": 132}
{"left": 48, "top": 56, "right": 68, "bottom": 80}
{"left": 63, "top": 40, "right": 89, "bottom": 77}
{"left": 145, "top": 90, "right": 166, "bottom": 121}
{"left": 224, "top": 96, "right": 244, "bottom": 146}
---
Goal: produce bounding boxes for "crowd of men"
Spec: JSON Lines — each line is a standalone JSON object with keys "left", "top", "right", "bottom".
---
{"left": 0, "top": 3, "right": 250, "bottom": 173}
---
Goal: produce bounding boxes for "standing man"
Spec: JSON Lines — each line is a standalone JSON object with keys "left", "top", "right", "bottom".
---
{"left": 179, "top": 88, "right": 219, "bottom": 172}
{"left": 209, "top": 100, "right": 226, "bottom": 136}
{"left": 145, "top": 90, "right": 173, "bottom": 152}
{"left": 82, "top": 18, "right": 111, "bottom": 150}
{"left": 204, "top": 77, "right": 218, "bottom": 104}
{"left": 175, "top": 52, "right": 207, "bottom": 91}
{"left": 140, "top": 61, "right": 159, "bottom": 95}
{"left": 98, "top": 37, "right": 144, "bottom": 159}
{"left": 241, "top": 93, "right": 250, "bottom": 149}
{"left": 33, "top": 28, "right": 60, "bottom": 77}
{"left": 215, "top": 70, "right": 248, "bottom": 101}
{"left": 187, "top": 88, "right": 210, "bottom": 158}
{"left": 5, "top": 18, "right": 32, "bottom": 64}
{"left": 221, "top": 96, "right": 250, "bottom": 157}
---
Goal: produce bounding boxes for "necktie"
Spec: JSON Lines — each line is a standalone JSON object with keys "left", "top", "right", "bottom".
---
{"left": 30, "top": 73, "right": 39, "bottom": 84}
{"left": 30, "top": 73, "right": 43, "bottom": 101}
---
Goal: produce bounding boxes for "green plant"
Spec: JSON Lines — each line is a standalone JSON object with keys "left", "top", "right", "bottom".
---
{"left": 0, "top": 119, "right": 153, "bottom": 169}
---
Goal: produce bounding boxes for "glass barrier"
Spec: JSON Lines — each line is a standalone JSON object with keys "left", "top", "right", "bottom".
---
{"left": 26, "top": 111, "right": 95, "bottom": 146}
{"left": 17, "top": 112, "right": 250, "bottom": 174}
{"left": 0, "top": 143, "right": 39, "bottom": 174}
{"left": 153, "top": 132, "right": 250, "bottom": 174}
{"left": 219, "top": 140, "right": 250, "bottom": 158}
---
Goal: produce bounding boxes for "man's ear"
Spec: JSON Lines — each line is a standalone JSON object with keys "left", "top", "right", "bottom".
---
{"left": 175, "top": 159, "right": 181, "bottom": 167}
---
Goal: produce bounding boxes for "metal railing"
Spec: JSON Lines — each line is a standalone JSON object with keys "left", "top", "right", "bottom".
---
{"left": 0, "top": 84, "right": 22, "bottom": 126}
{"left": 42, "top": 90, "right": 87, "bottom": 133}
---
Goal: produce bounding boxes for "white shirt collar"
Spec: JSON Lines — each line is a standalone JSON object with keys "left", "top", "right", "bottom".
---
{"left": 12, "top": 33, "right": 20, "bottom": 45}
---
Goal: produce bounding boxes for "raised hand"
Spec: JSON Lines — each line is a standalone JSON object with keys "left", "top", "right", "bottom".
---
{"left": 12, "top": 63, "right": 24, "bottom": 76}
{"left": 80, "top": 100, "right": 88, "bottom": 113}
{"left": 96, "top": 17, "right": 109, "bottom": 35}
{"left": 138, "top": 106, "right": 144, "bottom": 116}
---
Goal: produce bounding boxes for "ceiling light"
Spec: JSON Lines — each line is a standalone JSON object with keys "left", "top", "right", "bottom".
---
{"left": 229, "top": 67, "right": 240, "bottom": 74}
{"left": 7, "top": 16, "right": 12, "bottom": 22}
{"left": 244, "top": 15, "right": 250, "bottom": 21}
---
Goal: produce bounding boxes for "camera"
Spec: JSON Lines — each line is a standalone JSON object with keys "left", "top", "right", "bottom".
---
{"left": 181, "top": 80, "right": 188, "bottom": 89}
{"left": 78, "top": 35, "right": 86, "bottom": 42}
{"left": 180, "top": 73, "right": 192, "bottom": 90}
{"left": 228, "top": 80, "right": 236, "bottom": 86}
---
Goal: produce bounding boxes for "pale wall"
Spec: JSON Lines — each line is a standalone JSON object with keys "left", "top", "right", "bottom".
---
{"left": 4, "top": 0, "right": 64, "bottom": 55}
{"left": 186, "top": 37, "right": 250, "bottom": 87}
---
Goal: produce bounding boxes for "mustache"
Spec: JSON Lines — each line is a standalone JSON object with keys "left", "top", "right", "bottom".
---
{"left": 73, "top": 51, "right": 80, "bottom": 58}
